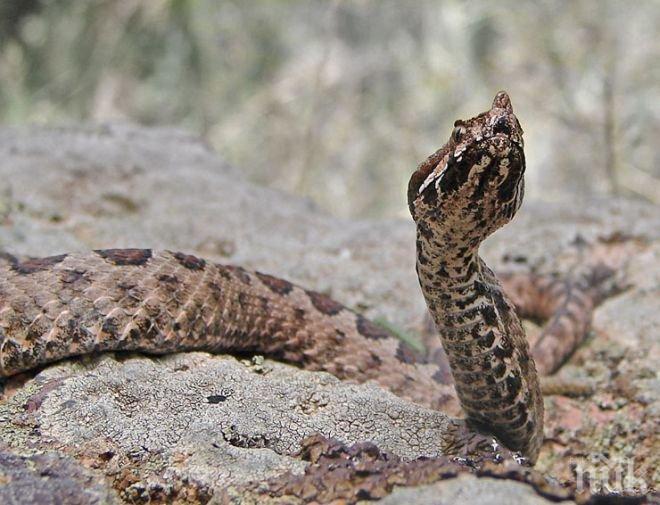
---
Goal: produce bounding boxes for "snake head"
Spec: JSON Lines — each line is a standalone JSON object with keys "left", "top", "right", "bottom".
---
{"left": 408, "top": 91, "right": 526, "bottom": 243}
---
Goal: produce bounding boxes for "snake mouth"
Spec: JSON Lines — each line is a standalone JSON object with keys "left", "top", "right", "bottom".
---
{"left": 490, "top": 132, "right": 524, "bottom": 151}
{"left": 471, "top": 136, "right": 518, "bottom": 166}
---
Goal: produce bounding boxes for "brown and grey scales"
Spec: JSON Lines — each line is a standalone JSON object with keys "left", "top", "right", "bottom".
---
{"left": 406, "top": 92, "right": 543, "bottom": 461}
{"left": 0, "top": 248, "right": 446, "bottom": 411}
{"left": 0, "top": 93, "right": 611, "bottom": 465}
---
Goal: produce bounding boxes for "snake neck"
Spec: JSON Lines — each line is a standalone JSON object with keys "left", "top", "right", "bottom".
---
{"left": 415, "top": 230, "right": 544, "bottom": 463}
{"left": 416, "top": 236, "right": 492, "bottom": 335}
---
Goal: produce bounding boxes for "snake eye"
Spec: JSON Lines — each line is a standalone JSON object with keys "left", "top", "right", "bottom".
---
{"left": 452, "top": 126, "right": 465, "bottom": 143}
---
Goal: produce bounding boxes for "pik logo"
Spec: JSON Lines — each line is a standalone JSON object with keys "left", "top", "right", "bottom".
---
{"left": 571, "top": 455, "right": 656, "bottom": 495}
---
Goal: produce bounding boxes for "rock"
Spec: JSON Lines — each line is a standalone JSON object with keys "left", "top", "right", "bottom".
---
{"left": 375, "top": 476, "right": 573, "bottom": 505}
{"left": 0, "top": 123, "right": 657, "bottom": 503}
{"left": 219, "top": 435, "right": 576, "bottom": 504}
{"left": 0, "top": 450, "right": 118, "bottom": 505}
{"left": 6, "top": 354, "right": 457, "bottom": 496}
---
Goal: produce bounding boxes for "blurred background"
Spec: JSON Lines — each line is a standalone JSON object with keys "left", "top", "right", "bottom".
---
{"left": 0, "top": 0, "right": 657, "bottom": 218}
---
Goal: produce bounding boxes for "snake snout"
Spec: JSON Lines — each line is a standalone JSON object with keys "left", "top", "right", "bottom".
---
{"left": 492, "top": 116, "right": 511, "bottom": 136}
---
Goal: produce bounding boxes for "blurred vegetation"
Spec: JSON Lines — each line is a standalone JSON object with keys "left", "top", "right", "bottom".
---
{"left": 0, "top": 0, "right": 658, "bottom": 217}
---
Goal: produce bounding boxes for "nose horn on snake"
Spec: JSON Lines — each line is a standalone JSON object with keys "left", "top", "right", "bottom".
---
{"left": 492, "top": 91, "right": 513, "bottom": 112}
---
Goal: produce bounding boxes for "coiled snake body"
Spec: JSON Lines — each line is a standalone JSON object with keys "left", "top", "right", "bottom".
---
{"left": 0, "top": 93, "right": 545, "bottom": 462}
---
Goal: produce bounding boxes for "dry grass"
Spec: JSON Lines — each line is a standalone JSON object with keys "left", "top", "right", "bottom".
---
{"left": 0, "top": 0, "right": 658, "bottom": 216}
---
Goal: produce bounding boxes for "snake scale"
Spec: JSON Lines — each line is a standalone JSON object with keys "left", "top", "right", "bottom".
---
{"left": 1, "top": 92, "right": 607, "bottom": 465}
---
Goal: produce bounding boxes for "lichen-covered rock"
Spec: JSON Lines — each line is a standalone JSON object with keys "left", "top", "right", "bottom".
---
{"left": 219, "top": 435, "right": 575, "bottom": 504}
{"left": 2, "top": 354, "right": 460, "bottom": 496}
{"left": 0, "top": 123, "right": 657, "bottom": 503}
{"left": 0, "top": 450, "right": 118, "bottom": 505}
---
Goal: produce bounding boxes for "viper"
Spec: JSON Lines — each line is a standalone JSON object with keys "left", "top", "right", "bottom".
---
{"left": 0, "top": 92, "right": 612, "bottom": 465}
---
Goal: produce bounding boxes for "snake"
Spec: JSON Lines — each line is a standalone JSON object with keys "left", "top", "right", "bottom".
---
{"left": 1, "top": 92, "right": 588, "bottom": 465}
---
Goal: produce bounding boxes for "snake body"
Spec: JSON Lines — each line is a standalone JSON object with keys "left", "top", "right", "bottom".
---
{"left": 0, "top": 93, "right": 543, "bottom": 462}
{"left": 408, "top": 92, "right": 542, "bottom": 461}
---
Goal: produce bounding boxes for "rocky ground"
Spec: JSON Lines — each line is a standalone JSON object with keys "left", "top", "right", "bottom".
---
{"left": 0, "top": 123, "right": 657, "bottom": 504}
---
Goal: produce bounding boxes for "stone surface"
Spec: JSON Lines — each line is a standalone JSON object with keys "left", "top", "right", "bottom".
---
{"left": 0, "top": 123, "right": 657, "bottom": 503}
{"left": 376, "top": 475, "right": 573, "bottom": 505}
{"left": 0, "top": 450, "right": 118, "bottom": 505}
{"left": 2, "top": 354, "right": 458, "bottom": 498}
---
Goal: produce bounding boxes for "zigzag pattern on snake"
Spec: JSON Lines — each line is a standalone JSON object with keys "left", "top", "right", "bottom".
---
{"left": 0, "top": 93, "right": 614, "bottom": 464}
